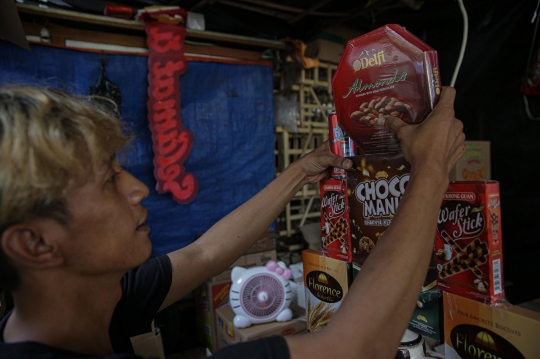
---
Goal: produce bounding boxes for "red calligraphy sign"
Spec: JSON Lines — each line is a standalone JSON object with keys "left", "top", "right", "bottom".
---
{"left": 143, "top": 10, "right": 198, "bottom": 204}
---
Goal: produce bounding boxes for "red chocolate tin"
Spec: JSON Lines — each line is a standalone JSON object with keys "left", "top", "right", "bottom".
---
{"left": 332, "top": 24, "right": 441, "bottom": 154}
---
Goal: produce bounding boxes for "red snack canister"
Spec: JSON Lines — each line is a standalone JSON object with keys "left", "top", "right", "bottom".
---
{"left": 328, "top": 113, "right": 356, "bottom": 179}
{"left": 435, "top": 181, "right": 504, "bottom": 304}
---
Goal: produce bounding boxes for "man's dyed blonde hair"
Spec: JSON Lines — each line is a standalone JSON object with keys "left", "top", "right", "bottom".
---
{"left": 0, "top": 85, "right": 132, "bottom": 290}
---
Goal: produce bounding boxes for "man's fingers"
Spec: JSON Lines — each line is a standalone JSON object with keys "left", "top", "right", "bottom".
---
{"left": 450, "top": 121, "right": 465, "bottom": 148}
{"left": 436, "top": 86, "right": 456, "bottom": 109}
{"left": 316, "top": 141, "right": 353, "bottom": 170}
{"left": 327, "top": 153, "right": 353, "bottom": 170}
{"left": 454, "top": 118, "right": 464, "bottom": 133}
{"left": 340, "top": 158, "right": 353, "bottom": 170}
{"left": 381, "top": 115, "right": 407, "bottom": 134}
{"left": 448, "top": 132, "right": 466, "bottom": 167}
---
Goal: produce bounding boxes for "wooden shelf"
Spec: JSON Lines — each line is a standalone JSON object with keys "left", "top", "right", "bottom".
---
{"left": 17, "top": 4, "right": 286, "bottom": 50}
{"left": 21, "top": 21, "right": 268, "bottom": 62}
{"left": 274, "top": 61, "right": 337, "bottom": 238}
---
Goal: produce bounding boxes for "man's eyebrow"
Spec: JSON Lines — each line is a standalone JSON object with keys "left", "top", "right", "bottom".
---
{"left": 108, "top": 153, "right": 117, "bottom": 164}
{"left": 99, "top": 157, "right": 116, "bottom": 180}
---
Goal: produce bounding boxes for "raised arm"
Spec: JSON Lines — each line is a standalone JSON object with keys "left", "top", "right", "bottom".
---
{"left": 160, "top": 141, "right": 353, "bottom": 310}
{"left": 285, "top": 87, "right": 465, "bottom": 359}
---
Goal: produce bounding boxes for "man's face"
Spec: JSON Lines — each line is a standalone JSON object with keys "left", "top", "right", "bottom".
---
{"left": 58, "top": 160, "right": 152, "bottom": 275}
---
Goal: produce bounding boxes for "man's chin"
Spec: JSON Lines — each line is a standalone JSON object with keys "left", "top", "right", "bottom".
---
{"left": 131, "top": 238, "right": 154, "bottom": 267}
{"left": 142, "top": 240, "right": 153, "bottom": 261}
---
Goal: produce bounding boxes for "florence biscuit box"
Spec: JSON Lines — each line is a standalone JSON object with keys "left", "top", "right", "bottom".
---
{"left": 332, "top": 24, "right": 441, "bottom": 154}
{"left": 435, "top": 181, "right": 504, "bottom": 304}
{"left": 443, "top": 291, "right": 540, "bottom": 359}
{"left": 346, "top": 152, "right": 411, "bottom": 266}
{"left": 302, "top": 249, "right": 352, "bottom": 333}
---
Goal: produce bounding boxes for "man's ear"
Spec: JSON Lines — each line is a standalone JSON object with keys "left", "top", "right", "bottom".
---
{"left": 1, "top": 224, "right": 64, "bottom": 269}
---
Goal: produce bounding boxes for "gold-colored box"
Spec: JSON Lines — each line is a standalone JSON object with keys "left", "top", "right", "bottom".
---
{"left": 443, "top": 291, "right": 540, "bottom": 358}
{"left": 302, "top": 249, "right": 352, "bottom": 333}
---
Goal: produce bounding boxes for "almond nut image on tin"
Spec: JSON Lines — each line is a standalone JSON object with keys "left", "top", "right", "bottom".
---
{"left": 350, "top": 96, "right": 413, "bottom": 127}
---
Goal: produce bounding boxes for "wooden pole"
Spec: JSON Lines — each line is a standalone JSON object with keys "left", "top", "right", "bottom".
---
{"left": 217, "top": 0, "right": 293, "bottom": 20}
{"left": 238, "top": 0, "right": 347, "bottom": 17}
{"left": 288, "top": 0, "right": 334, "bottom": 24}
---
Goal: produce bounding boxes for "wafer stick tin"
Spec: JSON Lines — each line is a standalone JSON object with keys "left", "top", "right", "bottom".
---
{"left": 302, "top": 249, "right": 352, "bottom": 333}
{"left": 435, "top": 181, "right": 504, "bottom": 304}
{"left": 320, "top": 178, "right": 352, "bottom": 262}
{"left": 346, "top": 152, "right": 411, "bottom": 266}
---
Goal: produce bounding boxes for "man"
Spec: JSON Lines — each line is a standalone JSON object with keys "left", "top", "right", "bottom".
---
{"left": 0, "top": 85, "right": 464, "bottom": 358}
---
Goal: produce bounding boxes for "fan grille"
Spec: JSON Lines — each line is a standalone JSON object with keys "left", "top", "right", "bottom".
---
{"left": 240, "top": 273, "right": 284, "bottom": 319}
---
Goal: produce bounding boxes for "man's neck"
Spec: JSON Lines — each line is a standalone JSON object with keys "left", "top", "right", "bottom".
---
{"left": 3, "top": 272, "right": 124, "bottom": 355}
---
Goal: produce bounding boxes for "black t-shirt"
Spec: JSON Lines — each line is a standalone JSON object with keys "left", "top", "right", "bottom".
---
{"left": 213, "top": 336, "right": 290, "bottom": 359}
{"left": 0, "top": 255, "right": 291, "bottom": 359}
{"left": 0, "top": 255, "right": 173, "bottom": 359}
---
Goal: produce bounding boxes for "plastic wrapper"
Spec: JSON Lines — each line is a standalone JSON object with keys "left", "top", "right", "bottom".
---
{"left": 274, "top": 93, "right": 299, "bottom": 133}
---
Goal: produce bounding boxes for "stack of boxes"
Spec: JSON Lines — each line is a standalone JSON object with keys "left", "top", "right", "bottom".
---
{"left": 302, "top": 23, "right": 540, "bottom": 358}
{"left": 435, "top": 182, "right": 540, "bottom": 358}
{"left": 304, "top": 23, "right": 442, "bottom": 337}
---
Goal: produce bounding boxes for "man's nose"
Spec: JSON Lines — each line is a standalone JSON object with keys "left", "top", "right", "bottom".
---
{"left": 124, "top": 170, "right": 149, "bottom": 205}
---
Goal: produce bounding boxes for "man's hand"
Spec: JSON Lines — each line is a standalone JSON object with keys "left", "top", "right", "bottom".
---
{"left": 294, "top": 142, "right": 353, "bottom": 184}
{"left": 380, "top": 86, "right": 465, "bottom": 178}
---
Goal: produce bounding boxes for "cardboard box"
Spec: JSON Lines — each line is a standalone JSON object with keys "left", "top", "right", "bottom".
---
{"left": 517, "top": 297, "right": 540, "bottom": 313}
{"left": 443, "top": 291, "right": 540, "bottom": 359}
{"left": 305, "top": 37, "right": 344, "bottom": 64}
{"left": 321, "top": 25, "right": 364, "bottom": 43}
{"left": 450, "top": 141, "right": 491, "bottom": 181}
{"left": 194, "top": 280, "right": 232, "bottom": 353}
{"left": 130, "top": 321, "right": 165, "bottom": 359}
{"left": 245, "top": 228, "right": 276, "bottom": 254}
{"left": 408, "top": 288, "right": 443, "bottom": 341}
{"left": 407, "top": 269, "right": 443, "bottom": 341}
{"left": 302, "top": 249, "right": 352, "bottom": 333}
{"left": 347, "top": 153, "right": 411, "bottom": 266}
{"left": 435, "top": 181, "right": 504, "bottom": 304}
{"left": 215, "top": 305, "right": 306, "bottom": 351}
{"left": 210, "top": 249, "right": 277, "bottom": 282}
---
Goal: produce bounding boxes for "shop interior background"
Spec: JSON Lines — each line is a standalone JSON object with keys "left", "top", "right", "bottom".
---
{"left": 2, "top": 0, "right": 539, "bottom": 311}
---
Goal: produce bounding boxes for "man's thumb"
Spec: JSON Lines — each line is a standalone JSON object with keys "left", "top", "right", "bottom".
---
{"left": 340, "top": 158, "right": 353, "bottom": 170}
{"left": 379, "top": 115, "right": 407, "bottom": 134}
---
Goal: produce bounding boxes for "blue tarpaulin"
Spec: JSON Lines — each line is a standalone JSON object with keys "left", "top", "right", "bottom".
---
{"left": 0, "top": 41, "right": 275, "bottom": 255}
